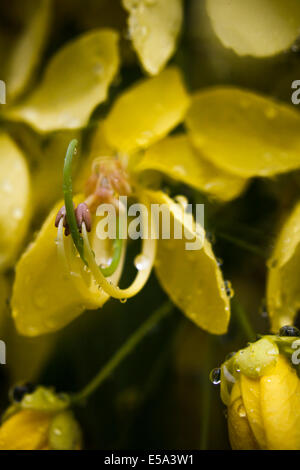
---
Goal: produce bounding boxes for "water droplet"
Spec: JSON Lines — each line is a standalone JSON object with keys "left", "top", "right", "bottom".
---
{"left": 94, "top": 63, "right": 103, "bottom": 76}
{"left": 216, "top": 257, "right": 223, "bottom": 267}
{"left": 206, "top": 231, "right": 216, "bottom": 244}
{"left": 225, "top": 351, "right": 236, "bottom": 360}
{"left": 134, "top": 254, "right": 150, "bottom": 271}
{"left": 174, "top": 195, "right": 188, "bottom": 211}
{"left": 237, "top": 404, "right": 247, "bottom": 418}
{"left": 2, "top": 181, "right": 12, "bottom": 193}
{"left": 265, "top": 107, "right": 277, "bottom": 119}
{"left": 173, "top": 165, "right": 186, "bottom": 176}
{"left": 120, "top": 298, "right": 127, "bottom": 304}
{"left": 259, "top": 299, "right": 268, "bottom": 318}
{"left": 136, "top": 130, "right": 153, "bottom": 146}
{"left": 210, "top": 367, "right": 221, "bottom": 385}
{"left": 267, "top": 258, "right": 278, "bottom": 269}
{"left": 13, "top": 208, "right": 23, "bottom": 220}
{"left": 224, "top": 280, "right": 234, "bottom": 298}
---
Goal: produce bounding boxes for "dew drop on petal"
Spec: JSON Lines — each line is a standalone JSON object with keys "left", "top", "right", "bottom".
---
{"left": 210, "top": 367, "right": 221, "bottom": 385}
{"left": 134, "top": 254, "right": 150, "bottom": 271}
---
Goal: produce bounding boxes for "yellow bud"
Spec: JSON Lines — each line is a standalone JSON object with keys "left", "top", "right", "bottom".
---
{"left": 221, "top": 336, "right": 300, "bottom": 449}
{"left": 0, "top": 386, "right": 81, "bottom": 450}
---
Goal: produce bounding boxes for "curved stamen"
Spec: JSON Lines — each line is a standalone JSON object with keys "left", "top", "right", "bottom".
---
{"left": 81, "top": 200, "right": 156, "bottom": 299}
{"left": 63, "top": 139, "right": 86, "bottom": 264}
{"left": 100, "top": 219, "right": 123, "bottom": 277}
{"left": 61, "top": 139, "right": 123, "bottom": 278}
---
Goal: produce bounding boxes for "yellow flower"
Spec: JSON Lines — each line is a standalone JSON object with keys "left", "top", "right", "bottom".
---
{"left": 12, "top": 67, "right": 234, "bottom": 337}
{"left": 218, "top": 328, "right": 300, "bottom": 450}
{"left": 0, "top": 385, "right": 81, "bottom": 450}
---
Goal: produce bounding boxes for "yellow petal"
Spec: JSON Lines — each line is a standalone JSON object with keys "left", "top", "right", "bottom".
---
{"left": 261, "top": 355, "right": 300, "bottom": 450}
{"left": 186, "top": 87, "right": 300, "bottom": 178}
{"left": 122, "top": 0, "right": 183, "bottom": 75}
{"left": 104, "top": 67, "right": 190, "bottom": 154}
{"left": 0, "top": 410, "right": 51, "bottom": 450}
{"left": 227, "top": 381, "right": 259, "bottom": 450}
{"left": 0, "top": 274, "right": 9, "bottom": 330}
{"left": 240, "top": 374, "right": 267, "bottom": 449}
{"left": 267, "top": 202, "right": 300, "bottom": 332}
{"left": 7, "top": 29, "right": 120, "bottom": 133}
{"left": 0, "top": 133, "right": 31, "bottom": 270}
{"left": 135, "top": 134, "right": 247, "bottom": 202}
{"left": 11, "top": 198, "right": 123, "bottom": 336}
{"left": 148, "top": 190, "right": 230, "bottom": 334}
{"left": 74, "top": 121, "right": 114, "bottom": 194}
{"left": 49, "top": 411, "right": 82, "bottom": 450}
{"left": 5, "top": 0, "right": 51, "bottom": 102}
{"left": 206, "top": 0, "right": 300, "bottom": 57}
{"left": 32, "top": 131, "right": 80, "bottom": 218}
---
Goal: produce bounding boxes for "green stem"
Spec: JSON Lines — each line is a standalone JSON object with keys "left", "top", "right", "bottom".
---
{"left": 217, "top": 231, "right": 266, "bottom": 258}
{"left": 232, "top": 298, "right": 256, "bottom": 342}
{"left": 71, "top": 301, "right": 173, "bottom": 405}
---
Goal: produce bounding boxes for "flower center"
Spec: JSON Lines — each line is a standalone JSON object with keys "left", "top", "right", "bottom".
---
{"left": 84, "top": 157, "right": 132, "bottom": 212}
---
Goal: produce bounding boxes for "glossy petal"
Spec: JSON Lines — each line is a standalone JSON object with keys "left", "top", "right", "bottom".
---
{"left": 123, "top": 0, "right": 183, "bottom": 75}
{"left": 104, "top": 67, "right": 190, "bottom": 154}
{"left": 148, "top": 190, "right": 230, "bottom": 334}
{"left": 135, "top": 134, "right": 247, "bottom": 201}
{"left": 186, "top": 87, "right": 300, "bottom": 178}
{"left": 0, "top": 133, "right": 31, "bottom": 270}
{"left": 7, "top": 29, "right": 120, "bottom": 133}
{"left": 5, "top": 0, "right": 51, "bottom": 102}
{"left": 49, "top": 411, "right": 82, "bottom": 450}
{"left": 0, "top": 274, "right": 9, "bottom": 330}
{"left": 240, "top": 374, "right": 267, "bottom": 449}
{"left": 74, "top": 121, "right": 114, "bottom": 193}
{"left": 267, "top": 203, "right": 300, "bottom": 332}
{"left": 261, "top": 355, "right": 300, "bottom": 450}
{"left": 12, "top": 198, "right": 123, "bottom": 336}
{"left": 227, "top": 382, "right": 259, "bottom": 450}
{"left": 0, "top": 410, "right": 51, "bottom": 450}
{"left": 206, "top": 0, "right": 300, "bottom": 57}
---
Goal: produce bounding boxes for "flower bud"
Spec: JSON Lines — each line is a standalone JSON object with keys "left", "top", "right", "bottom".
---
{"left": 217, "top": 333, "right": 300, "bottom": 450}
{"left": 0, "top": 386, "right": 82, "bottom": 450}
